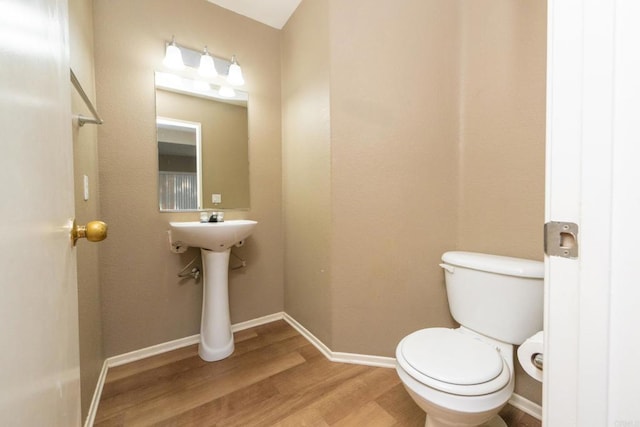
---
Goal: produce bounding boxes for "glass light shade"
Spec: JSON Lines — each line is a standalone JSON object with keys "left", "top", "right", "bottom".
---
{"left": 218, "top": 86, "right": 236, "bottom": 98}
{"left": 227, "top": 56, "right": 245, "bottom": 86}
{"left": 199, "top": 51, "right": 217, "bottom": 77}
{"left": 163, "top": 43, "right": 184, "bottom": 70}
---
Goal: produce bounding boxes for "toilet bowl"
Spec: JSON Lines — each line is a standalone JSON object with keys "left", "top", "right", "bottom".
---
{"left": 395, "top": 252, "right": 544, "bottom": 427}
{"left": 396, "top": 327, "right": 514, "bottom": 427}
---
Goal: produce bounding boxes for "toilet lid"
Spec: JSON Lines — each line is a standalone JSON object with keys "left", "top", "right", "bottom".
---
{"left": 400, "top": 328, "right": 504, "bottom": 386}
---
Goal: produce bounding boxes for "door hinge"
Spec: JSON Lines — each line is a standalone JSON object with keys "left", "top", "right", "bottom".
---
{"left": 544, "top": 221, "right": 579, "bottom": 258}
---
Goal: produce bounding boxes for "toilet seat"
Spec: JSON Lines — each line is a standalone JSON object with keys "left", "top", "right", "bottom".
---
{"left": 397, "top": 328, "right": 510, "bottom": 396}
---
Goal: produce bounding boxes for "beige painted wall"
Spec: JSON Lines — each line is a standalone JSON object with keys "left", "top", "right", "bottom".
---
{"left": 458, "top": 0, "right": 547, "bottom": 404}
{"left": 282, "top": 0, "right": 545, "bottom": 406}
{"left": 282, "top": 0, "right": 460, "bottom": 358}
{"left": 281, "top": 0, "right": 333, "bottom": 346}
{"left": 458, "top": 0, "right": 547, "bottom": 261}
{"left": 93, "top": 0, "right": 283, "bottom": 357}
{"left": 69, "top": 0, "right": 104, "bottom": 419}
{"left": 156, "top": 90, "right": 250, "bottom": 209}
{"left": 328, "top": 0, "right": 461, "bottom": 354}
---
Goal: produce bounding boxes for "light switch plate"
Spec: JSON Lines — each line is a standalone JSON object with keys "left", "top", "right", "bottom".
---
{"left": 83, "top": 175, "right": 89, "bottom": 201}
{"left": 212, "top": 193, "right": 222, "bottom": 204}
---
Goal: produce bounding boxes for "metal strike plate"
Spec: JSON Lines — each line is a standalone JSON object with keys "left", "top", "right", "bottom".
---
{"left": 544, "top": 221, "right": 579, "bottom": 258}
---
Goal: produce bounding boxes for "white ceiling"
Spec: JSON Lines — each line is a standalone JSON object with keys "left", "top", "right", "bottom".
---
{"left": 206, "top": 0, "right": 302, "bottom": 30}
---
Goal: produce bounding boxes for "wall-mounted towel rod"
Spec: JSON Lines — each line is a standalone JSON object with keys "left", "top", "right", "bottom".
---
{"left": 70, "top": 69, "right": 103, "bottom": 126}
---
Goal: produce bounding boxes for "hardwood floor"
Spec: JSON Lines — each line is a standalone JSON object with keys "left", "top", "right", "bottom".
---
{"left": 95, "top": 320, "right": 541, "bottom": 427}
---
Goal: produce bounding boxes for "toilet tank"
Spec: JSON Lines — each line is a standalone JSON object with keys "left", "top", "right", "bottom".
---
{"left": 441, "top": 251, "right": 544, "bottom": 345}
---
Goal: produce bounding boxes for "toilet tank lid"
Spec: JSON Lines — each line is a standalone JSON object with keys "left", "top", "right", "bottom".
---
{"left": 441, "top": 251, "right": 544, "bottom": 279}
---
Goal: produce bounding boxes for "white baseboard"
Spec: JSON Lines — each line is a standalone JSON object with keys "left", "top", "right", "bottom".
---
{"left": 83, "top": 359, "right": 108, "bottom": 427}
{"left": 107, "top": 334, "right": 201, "bottom": 368}
{"left": 282, "top": 313, "right": 334, "bottom": 360}
{"left": 107, "top": 313, "right": 286, "bottom": 368}
{"left": 282, "top": 313, "right": 396, "bottom": 368}
{"left": 84, "top": 312, "right": 540, "bottom": 425}
{"left": 231, "top": 312, "right": 285, "bottom": 333}
{"left": 508, "top": 392, "right": 542, "bottom": 420}
{"left": 330, "top": 351, "right": 396, "bottom": 368}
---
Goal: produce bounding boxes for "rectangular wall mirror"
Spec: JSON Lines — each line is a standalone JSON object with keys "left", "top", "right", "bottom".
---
{"left": 155, "top": 71, "right": 250, "bottom": 211}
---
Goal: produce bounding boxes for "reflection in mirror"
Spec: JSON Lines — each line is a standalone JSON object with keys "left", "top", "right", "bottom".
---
{"left": 155, "top": 72, "right": 250, "bottom": 211}
{"left": 157, "top": 118, "right": 202, "bottom": 211}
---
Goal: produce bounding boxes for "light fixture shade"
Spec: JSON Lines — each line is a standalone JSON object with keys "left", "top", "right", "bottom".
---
{"left": 199, "top": 47, "right": 218, "bottom": 77}
{"left": 163, "top": 38, "right": 184, "bottom": 70}
{"left": 219, "top": 86, "right": 236, "bottom": 98}
{"left": 227, "top": 55, "right": 245, "bottom": 86}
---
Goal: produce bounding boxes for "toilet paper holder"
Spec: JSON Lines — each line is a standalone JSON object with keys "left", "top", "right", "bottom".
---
{"left": 532, "top": 353, "right": 544, "bottom": 370}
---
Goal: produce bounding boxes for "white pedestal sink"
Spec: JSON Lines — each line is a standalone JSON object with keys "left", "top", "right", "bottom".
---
{"left": 168, "top": 220, "right": 257, "bottom": 361}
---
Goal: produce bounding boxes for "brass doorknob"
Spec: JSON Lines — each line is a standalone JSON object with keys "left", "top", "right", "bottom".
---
{"left": 71, "top": 220, "right": 108, "bottom": 246}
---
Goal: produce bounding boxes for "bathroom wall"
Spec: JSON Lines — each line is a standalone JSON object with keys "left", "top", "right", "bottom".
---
{"left": 93, "top": 0, "right": 283, "bottom": 356}
{"left": 328, "top": 0, "right": 461, "bottom": 354}
{"left": 282, "top": 0, "right": 460, "bottom": 353}
{"left": 457, "top": 0, "right": 547, "bottom": 404}
{"left": 69, "top": 0, "right": 104, "bottom": 419}
{"left": 282, "top": 0, "right": 545, "bottom": 405}
{"left": 458, "top": 0, "right": 547, "bottom": 262}
{"left": 281, "top": 0, "right": 333, "bottom": 345}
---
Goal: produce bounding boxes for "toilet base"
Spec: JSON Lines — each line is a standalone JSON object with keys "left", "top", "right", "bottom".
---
{"left": 425, "top": 414, "right": 507, "bottom": 427}
{"left": 399, "top": 380, "right": 507, "bottom": 427}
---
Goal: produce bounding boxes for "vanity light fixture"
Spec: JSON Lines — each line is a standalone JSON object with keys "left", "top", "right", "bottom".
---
{"left": 218, "top": 85, "right": 236, "bottom": 98}
{"left": 193, "top": 79, "right": 211, "bottom": 92}
{"left": 163, "top": 36, "right": 185, "bottom": 70}
{"left": 199, "top": 46, "right": 218, "bottom": 77}
{"left": 226, "top": 55, "right": 245, "bottom": 86}
{"left": 162, "top": 37, "right": 245, "bottom": 87}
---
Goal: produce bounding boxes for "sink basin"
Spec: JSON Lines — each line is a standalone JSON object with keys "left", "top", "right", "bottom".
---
{"left": 169, "top": 220, "right": 257, "bottom": 252}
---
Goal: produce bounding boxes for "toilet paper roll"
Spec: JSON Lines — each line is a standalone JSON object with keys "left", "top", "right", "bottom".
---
{"left": 517, "top": 331, "right": 544, "bottom": 382}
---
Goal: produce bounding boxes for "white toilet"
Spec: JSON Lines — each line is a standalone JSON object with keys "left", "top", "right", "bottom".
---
{"left": 395, "top": 251, "right": 544, "bottom": 427}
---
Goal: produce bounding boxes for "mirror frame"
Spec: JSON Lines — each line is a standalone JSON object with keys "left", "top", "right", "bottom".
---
{"left": 156, "top": 116, "right": 202, "bottom": 211}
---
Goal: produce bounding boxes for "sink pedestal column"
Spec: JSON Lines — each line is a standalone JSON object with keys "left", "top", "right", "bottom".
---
{"left": 199, "top": 248, "right": 234, "bottom": 361}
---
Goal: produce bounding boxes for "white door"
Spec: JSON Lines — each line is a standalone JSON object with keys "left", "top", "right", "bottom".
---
{"left": 0, "top": 0, "right": 81, "bottom": 425}
{"left": 545, "top": 1, "right": 640, "bottom": 425}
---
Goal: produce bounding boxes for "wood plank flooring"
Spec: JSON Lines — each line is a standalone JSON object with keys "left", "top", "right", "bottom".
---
{"left": 95, "top": 320, "right": 541, "bottom": 427}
